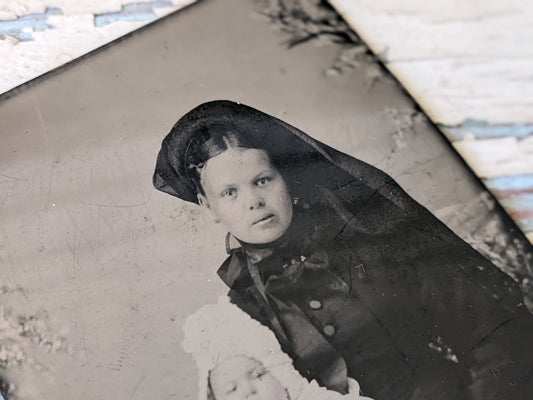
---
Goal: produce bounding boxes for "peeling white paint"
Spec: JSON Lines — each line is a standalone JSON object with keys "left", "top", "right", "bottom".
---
{"left": 329, "top": 0, "right": 533, "bottom": 125}
{"left": 330, "top": 0, "right": 533, "bottom": 242}
{"left": 0, "top": 0, "right": 196, "bottom": 94}
{"left": 453, "top": 136, "right": 533, "bottom": 178}
{"left": 387, "top": 59, "right": 533, "bottom": 126}
{"left": 1, "top": 1, "right": 140, "bottom": 20}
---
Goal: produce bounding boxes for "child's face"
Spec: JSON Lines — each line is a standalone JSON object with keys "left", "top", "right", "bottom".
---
{"left": 199, "top": 148, "right": 293, "bottom": 244}
{"left": 210, "top": 356, "right": 289, "bottom": 400}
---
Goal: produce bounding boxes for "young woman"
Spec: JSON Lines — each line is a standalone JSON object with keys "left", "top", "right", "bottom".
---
{"left": 154, "top": 100, "right": 533, "bottom": 400}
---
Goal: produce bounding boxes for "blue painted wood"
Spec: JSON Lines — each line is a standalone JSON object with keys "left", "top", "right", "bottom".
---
{"left": 483, "top": 174, "right": 533, "bottom": 234}
{"left": 94, "top": 0, "right": 174, "bottom": 27}
{"left": 439, "top": 119, "right": 533, "bottom": 142}
{"left": 484, "top": 174, "right": 533, "bottom": 192}
{"left": 0, "top": 7, "right": 62, "bottom": 41}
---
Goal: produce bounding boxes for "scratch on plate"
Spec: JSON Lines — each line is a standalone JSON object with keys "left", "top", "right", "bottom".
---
{"left": 33, "top": 96, "right": 49, "bottom": 155}
{"left": 65, "top": 208, "right": 100, "bottom": 263}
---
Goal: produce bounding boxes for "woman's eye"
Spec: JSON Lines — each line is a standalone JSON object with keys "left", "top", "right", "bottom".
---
{"left": 221, "top": 189, "right": 236, "bottom": 198}
{"left": 225, "top": 384, "right": 237, "bottom": 394}
{"left": 252, "top": 370, "right": 266, "bottom": 378}
{"left": 255, "top": 177, "right": 270, "bottom": 186}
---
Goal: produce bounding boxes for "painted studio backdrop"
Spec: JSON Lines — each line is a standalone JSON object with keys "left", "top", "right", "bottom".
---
{"left": 1, "top": 1, "right": 532, "bottom": 399}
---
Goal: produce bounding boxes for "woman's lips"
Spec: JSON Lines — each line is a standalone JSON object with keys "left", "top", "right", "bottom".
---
{"left": 253, "top": 213, "right": 275, "bottom": 226}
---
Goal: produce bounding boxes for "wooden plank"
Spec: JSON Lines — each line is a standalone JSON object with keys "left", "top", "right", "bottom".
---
{"left": 330, "top": 0, "right": 533, "bottom": 241}
{"left": 0, "top": 0, "right": 196, "bottom": 95}
{"left": 329, "top": 0, "right": 533, "bottom": 125}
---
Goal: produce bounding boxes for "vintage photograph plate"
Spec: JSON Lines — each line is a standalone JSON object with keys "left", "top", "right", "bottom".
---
{"left": 1, "top": 0, "right": 532, "bottom": 399}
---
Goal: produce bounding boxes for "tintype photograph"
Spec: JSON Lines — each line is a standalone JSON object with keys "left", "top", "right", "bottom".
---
{"left": 1, "top": 0, "right": 532, "bottom": 399}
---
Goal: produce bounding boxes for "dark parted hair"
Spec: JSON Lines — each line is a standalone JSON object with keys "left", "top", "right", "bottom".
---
{"left": 184, "top": 129, "right": 261, "bottom": 197}
{"left": 153, "top": 101, "right": 336, "bottom": 205}
{"left": 153, "top": 100, "right": 417, "bottom": 221}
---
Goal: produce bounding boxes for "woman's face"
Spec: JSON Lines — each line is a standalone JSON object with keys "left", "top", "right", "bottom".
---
{"left": 199, "top": 147, "right": 293, "bottom": 244}
{"left": 209, "top": 356, "right": 289, "bottom": 400}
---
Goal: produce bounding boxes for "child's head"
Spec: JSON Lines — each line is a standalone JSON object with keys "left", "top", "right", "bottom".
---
{"left": 186, "top": 130, "right": 293, "bottom": 245}
{"left": 208, "top": 355, "right": 290, "bottom": 400}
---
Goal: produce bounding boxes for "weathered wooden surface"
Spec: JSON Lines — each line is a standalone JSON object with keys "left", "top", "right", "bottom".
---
{"left": 330, "top": 0, "right": 533, "bottom": 243}
{"left": 0, "top": 0, "right": 195, "bottom": 95}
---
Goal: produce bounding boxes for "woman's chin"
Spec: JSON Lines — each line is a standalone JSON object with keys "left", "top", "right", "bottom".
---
{"left": 241, "top": 227, "right": 288, "bottom": 245}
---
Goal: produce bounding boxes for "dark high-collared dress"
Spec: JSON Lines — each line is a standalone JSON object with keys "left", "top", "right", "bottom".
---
{"left": 217, "top": 203, "right": 533, "bottom": 400}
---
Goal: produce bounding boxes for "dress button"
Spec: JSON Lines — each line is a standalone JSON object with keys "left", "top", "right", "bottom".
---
{"left": 308, "top": 299, "right": 322, "bottom": 310}
{"left": 323, "top": 325, "right": 336, "bottom": 336}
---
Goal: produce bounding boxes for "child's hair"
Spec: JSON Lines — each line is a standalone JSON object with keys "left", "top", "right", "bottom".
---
{"left": 184, "top": 127, "right": 270, "bottom": 197}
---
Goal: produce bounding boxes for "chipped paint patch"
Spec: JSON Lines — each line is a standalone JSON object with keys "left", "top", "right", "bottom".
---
{"left": 439, "top": 119, "right": 533, "bottom": 142}
{"left": 0, "top": 7, "right": 62, "bottom": 42}
{"left": 483, "top": 174, "right": 533, "bottom": 238}
{"left": 428, "top": 337, "right": 458, "bottom": 364}
{"left": 516, "top": 218, "right": 533, "bottom": 233}
{"left": 484, "top": 174, "right": 533, "bottom": 194}
{"left": 0, "top": 2, "right": 151, "bottom": 19}
{"left": 442, "top": 123, "right": 533, "bottom": 243}
{"left": 385, "top": 107, "right": 423, "bottom": 151}
{"left": 94, "top": 0, "right": 173, "bottom": 27}
{"left": 0, "top": 0, "right": 196, "bottom": 95}
{"left": 438, "top": 121, "right": 533, "bottom": 242}
{"left": 0, "top": 1, "right": 179, "bottom": 41}
{"left": 327, "top": 0, "right": 533, "bottom": 243}
{"left": 491, "top": 197, "right": 533, "bottom": 230}
{"left": 452, "top": 136, "right": 533, "bottom": 178}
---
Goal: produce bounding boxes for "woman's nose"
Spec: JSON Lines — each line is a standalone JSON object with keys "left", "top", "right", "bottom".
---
{"left": 247, "top": 191, "right": 265, "bottom": 210}
{"left": 243, "top": 381, "right": 257, "bottom": 398}
{"left": 249, "top": 198, "right": 265, "bottom": 210}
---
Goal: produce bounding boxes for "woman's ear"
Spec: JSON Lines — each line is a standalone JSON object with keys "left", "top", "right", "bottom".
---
{"left": 197, "top": 194, "right": 220, "bottom": 223}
